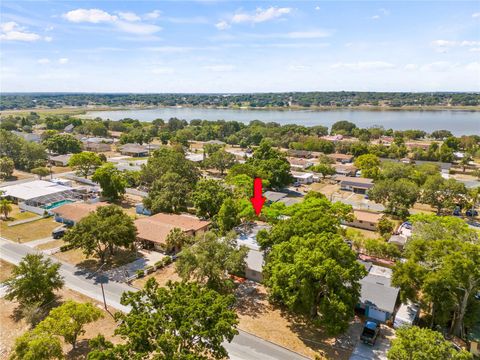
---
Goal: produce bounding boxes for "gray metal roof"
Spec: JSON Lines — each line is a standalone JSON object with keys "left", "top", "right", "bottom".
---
{"left": 245, "top": 249, "right": 264, "bottom": 273}
{"left": 263, "top": 191, "right": 288, "bottom": 202}
{"left": 360, "top": 274, "right": 399, "bottom": 314}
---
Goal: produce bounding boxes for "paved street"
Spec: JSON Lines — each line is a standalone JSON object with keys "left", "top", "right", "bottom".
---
{"left": 0, "top": 237, "right": 308, "bottom": 360}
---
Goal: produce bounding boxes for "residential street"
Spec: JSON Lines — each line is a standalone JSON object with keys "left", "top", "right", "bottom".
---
{"left": 0, "top": 237, "right": 308, "bottom": 360}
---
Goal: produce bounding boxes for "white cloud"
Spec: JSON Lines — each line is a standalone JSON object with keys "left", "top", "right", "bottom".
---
{"left": 404, "top": 64, "right": 418, "bottom": 70}
{"left": 117, "top": 12, "right": 141, "bottom": 22}
{"left": 115, "top": 21, "right": 162, "bottom": 35}
{"left": 469, "top": 47, "right": 480, "bottom": 52}
{"left": 288, "top": 65, "right": 311, "bottom": 72}
{"left": 58, "top": 58, "right": 69, "bottom": 64}
{"left": 217, "top": 6, "right": 291, "bottom": 29}
{"left": 331, "top": 61, "right": 395, "bottom": 70}
{"left": 145, "top": 10, "right": 161, "bottom": 20}
{"left": 63, "top": 8, "right": 161, "bottom": 35}
{"left": 472, "top": 12, "right": 480, "bottom": 18}
{"left": 215, "top": 21, "right": 230, "bottom": 30}
{"left": 0, "top": 21, "right": 42, "bottom": 41}
{"left": 203, "top": 64, "right": 235, "bottom": 72}
{"left": 421, "top": 61, "right": 455, "bottom": 71}
{"left": 431, "top": 40, "right": 480, "bottom": 52}
{"left": 63, "top": 9, "right": 118, "bottom": 23}
{"left": 371, "top": 15, "right": 380, "bottom": 20}
{"left": 37, "top": 58, "right": 50, "bottom": 64}
{"left": 44, "top": 36, "right": 53, "bottom": 42}
{"left": 315, "top": 6, "right": 320, "bottom": 11}
{"left": 465, "top": 62, "right": 480, "bottom": 71}
{"left": 232, "top": 7, "right": 291, "bottom": 24}
{"left": 152, "top": 67, "right": 174, "bottom": 74}
{"left": 286, "top": 30, "right": 330, "bottom": 39}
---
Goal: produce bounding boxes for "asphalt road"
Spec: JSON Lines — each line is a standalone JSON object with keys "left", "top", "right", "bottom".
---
{"left": 0, "top": 237, "right": 308, "bottom": 360}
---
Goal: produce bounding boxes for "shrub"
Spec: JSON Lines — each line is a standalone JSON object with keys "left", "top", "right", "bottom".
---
{"left": 135, "top": 269, "right": 144, "bottom": 278}
{"left": 163, "top": 256, "right": 172, "bottom": 265}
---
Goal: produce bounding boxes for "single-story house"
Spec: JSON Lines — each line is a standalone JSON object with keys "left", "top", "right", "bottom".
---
{"left": 1, "top": 180, "right": 79, "bottom": 214}
{"left": 337, "top": 176, "right": 374, "bottom": 194}
{"left": 12, "top": 131, "right": 41, "bottom": 143}
{"left": 321, "top": 134, "right": 344, "bottom": 142}
{"left": 344, "top": 210, "right": 383, "bottom": 231}
{"left": 328, "top": 153, "right": 354, "bottom": 163}
{"left": 244, "top": 249, "right": 264, "bottom": 282}
{"left": 288, "top": 157, "right": 314, "bottom": 170}
{"left": 286, "top": 149, "right": 313, "bottom": 159}
{"left": 279, "top": 197, "right": 301, "bottom": 207}
{"left": 357, "top": 263, "right": 400, "bottom": 323}
{"left": 334, "top": 164, "right": 358, "bottom": 177}
{"left": 82, "top": 137, "right": 112, "bottom": 152}
{"left": 388, "top": 234, "right": 408, "bottom": 249}
{"left": 119, "top": 144, "right": 149, "bottom": 157}
{"left": 234, "top": 223, "right": 270, "bottom": 282}
{"left": 135, "top": 213, "right": 210, "bottom": 251}
{"left": 263, "top": 191, "right": 288, "bottom": 203}
{"left": 53, "top": 201, "right": 108, "bottom": 226}
{"left": 185, "top": 153, "right": 204, "bottom": 162}
{"left": 49, "top": 154, "right": 72, "bottom": 167}
{"left": 205, "top": 140, "right": 226, "bottom": 146}
{"left": 64, "top": 124, "right": 75, "bottom": 133}
{"left": 292, "top": 171, "right": 314, "bottom": 184}
{"left": 109, "top": 131, "right": 123, "bottom": 138}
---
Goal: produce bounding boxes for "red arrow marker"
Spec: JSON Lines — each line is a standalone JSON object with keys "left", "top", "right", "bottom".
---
{"left": 250, "top": 177, "right": 266, "bottom": 216}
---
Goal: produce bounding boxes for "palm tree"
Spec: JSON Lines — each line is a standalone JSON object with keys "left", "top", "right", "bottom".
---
{"left": 0, "top": 198, "right": 13, "bottom": 220}
{"left": 459, "top": 152, "right": 473, "bottom": 173}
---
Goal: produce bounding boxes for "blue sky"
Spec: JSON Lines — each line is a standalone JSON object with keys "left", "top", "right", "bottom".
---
{"left": 1, "top": 1, "right": 479, "bottom": 92}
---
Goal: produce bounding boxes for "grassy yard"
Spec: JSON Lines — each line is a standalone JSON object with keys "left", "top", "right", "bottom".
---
{"left": 0, "top": 217, "right": 59, "bottom": 243}
{"left": 54, "top": 247, "right": 141, "bottom": 271}
{"left": 2, "top": 204, "right": 38, "bottom": 222}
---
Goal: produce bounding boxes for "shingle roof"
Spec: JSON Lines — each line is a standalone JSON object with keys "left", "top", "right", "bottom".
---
{"left": 353, "top": 210, "right": 383, "bottom": 224}
{"left": 135, "top": 213, "right": 210, "bottom": 244}
{"left": 360, "top": 274, "right": 399, "bottom": 313}
{"left": 53, "top": 202, "right": 108, "bottom": 223}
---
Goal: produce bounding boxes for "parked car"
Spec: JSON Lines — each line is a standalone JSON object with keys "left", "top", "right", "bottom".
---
{"left": 360, "top": 320, "right": 380, "bottom": 346}
{"left": 403, "top": 221, "right": 412, "bottom": 230}
{"left": 453, "top": 207, "right": 461, "bottom": 216}
{"left": 293, "top": 181, "right": 300, "bottom": 187}
{"left": 466, "top": 208, "right": 478, "bottom": 217}
{"left": 52, "top": 227, "right": 67, "bottom": 239}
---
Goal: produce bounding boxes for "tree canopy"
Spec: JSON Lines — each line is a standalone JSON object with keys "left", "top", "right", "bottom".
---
{"left": 92, "top": 163, "right": 127, "bottom": 201}
{"left": 387, "top": 326, "right": 472, "bottom": 360}
{"left": 88, "top": 280, "right": 239, "bottom": 360}
{"left": 5, "top": 254, "right": 64, "bottom": 306}
{"left": 63, "top": 205, "right": 136, "bottom": 263}
{"left": 175, "top": 231, "right": 248, "bottom": 292}
{"left": 392, "top": 214, "right": 480, "bottom": 338}
{"left": 68, "top": 152, "right": 103, "bottom": 178}
{"left": 43, "top": 133, "right": 82, "bottom": 154}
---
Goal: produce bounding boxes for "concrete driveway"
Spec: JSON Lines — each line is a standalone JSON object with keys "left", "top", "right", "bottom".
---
{"left": 349, "top": 326, "right": 394, "bottom": 360}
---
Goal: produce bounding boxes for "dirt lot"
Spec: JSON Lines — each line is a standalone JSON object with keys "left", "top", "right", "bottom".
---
{"left": 0, "top": 259, "right": 15, "bottom": 283}
{"left": 1, "top": 217, "right": 60, "bottom": 242}
{"left": 50, "top": 166, "right": 73, "bottom": 174}
{"left": 36, "top": 239, "right": 65, "bottom": 251}
{"left": 236, "top": 283, "right": 358, "bottom": 360}
{"left": 0, "top": 287, "right": 120, "bottom": 360}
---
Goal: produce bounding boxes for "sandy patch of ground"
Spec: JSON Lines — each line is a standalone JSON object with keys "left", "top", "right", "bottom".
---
{"left": 132, "top": 264, "right": 181, "bottom": 289}
{"left": 0, "top": 287, "right": 120, "bottom": 360}
{"left": 235, "top": 283, "right": 358, "bottom": 360}
{"left": 0, "top": 260, "right": 15, "bottom": 283}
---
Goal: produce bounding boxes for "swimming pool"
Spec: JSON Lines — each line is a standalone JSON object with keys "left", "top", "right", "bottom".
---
{"left": 42, "top": 199, "right": 74, "bottom": 210}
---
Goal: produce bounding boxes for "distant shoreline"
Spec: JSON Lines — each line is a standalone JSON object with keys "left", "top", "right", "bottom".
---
{"left": 2, "top": 104, "right": 480, "bottom": 117}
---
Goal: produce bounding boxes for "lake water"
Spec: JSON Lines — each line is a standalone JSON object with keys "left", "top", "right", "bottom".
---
{"left": 85, "top": 108, "right": 479, "bottom": 135}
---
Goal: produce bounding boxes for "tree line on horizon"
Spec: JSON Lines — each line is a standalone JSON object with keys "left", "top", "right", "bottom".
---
{"left": 1, "top": 91, "right": 480, "bottom": 110}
